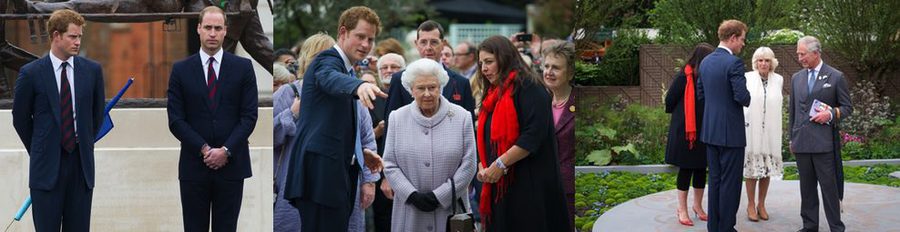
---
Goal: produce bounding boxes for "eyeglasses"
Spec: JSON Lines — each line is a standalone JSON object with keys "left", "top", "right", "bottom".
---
{"left": 454, "top": 52, "right": 472, "bottom": 56}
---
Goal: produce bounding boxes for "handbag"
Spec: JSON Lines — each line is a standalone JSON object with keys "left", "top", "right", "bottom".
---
{"left": 446, "top": 177, "right": 475, "bottom": 232}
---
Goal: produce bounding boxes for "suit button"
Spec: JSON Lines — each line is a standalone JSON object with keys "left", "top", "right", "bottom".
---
{"left": 425, "top": 162, "right": 430, "bottom": 167}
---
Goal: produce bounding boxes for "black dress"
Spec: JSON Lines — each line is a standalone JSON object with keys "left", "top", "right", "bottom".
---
{"left": 482, "top": 77, "right": 572, "bottom": 231}
{"left": 664, "top": 71, "right": 708, "bottom": 168}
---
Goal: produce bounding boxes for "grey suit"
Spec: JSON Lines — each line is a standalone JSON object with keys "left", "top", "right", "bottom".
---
{"left": 789, "top": 62, "right": 851, "bottom": 232}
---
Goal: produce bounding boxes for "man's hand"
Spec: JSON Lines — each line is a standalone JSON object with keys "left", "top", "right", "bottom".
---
{"left": 204, "top": 148, "right": 229, "bottom": 170}
{"left": 361, "top": 182, "right": 376, "bottom": 209}
{"left": 380, "top": 178, "right": 394, "bottom": 200}
{"left": 374, "top": 121, "right": 386, "bottom": 138}
{"left": 200, "top": 144, "right": 212, "bottom": 157}
{"left": 356, "top": 83, "right": 387, "bottom": 109}
{"left": 362, "top": 149, "right": 383, "bottom": 173}
{"left": 811, "top": 108, "right": 831, "bottom": 124}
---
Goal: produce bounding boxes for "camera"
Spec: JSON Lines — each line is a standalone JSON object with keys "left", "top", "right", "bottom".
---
{"left": 516, "top": 33, "right": 533, "bottom": 42}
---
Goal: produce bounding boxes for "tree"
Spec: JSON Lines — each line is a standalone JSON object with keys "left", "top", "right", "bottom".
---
{"left": 273, "top": 0, "right": 433, "bottom": 49}
{"left": 801, "top": 0, "right": 900, "bottom": 91}
{"left": 532, "top": 0, "right": 575, "bottom": 39}
{"left": 649, "top": 0, "right": 799, "bottom": 46}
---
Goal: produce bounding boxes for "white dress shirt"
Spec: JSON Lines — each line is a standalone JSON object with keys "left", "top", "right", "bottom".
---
{"left": 50, "top": 53, "right": 77, "bottom": 134}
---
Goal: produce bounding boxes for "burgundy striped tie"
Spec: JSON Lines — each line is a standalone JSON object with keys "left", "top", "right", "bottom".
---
{"left": 207, "top": 57, "right": 218, "bottom": 109}
{"left": 60, "top": 62, "right": 76, "bottom": 153}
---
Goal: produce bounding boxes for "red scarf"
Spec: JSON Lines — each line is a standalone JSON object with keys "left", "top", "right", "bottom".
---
{"left": 683, "top": 65, "right": 697, "bottom": 149}
{"left": 477, "top": 70, "right": 519, "bottom": 225}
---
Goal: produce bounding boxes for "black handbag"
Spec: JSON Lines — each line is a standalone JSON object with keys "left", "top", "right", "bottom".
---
{"left": 446, "top": 178, "right": 475, "bottom": 232}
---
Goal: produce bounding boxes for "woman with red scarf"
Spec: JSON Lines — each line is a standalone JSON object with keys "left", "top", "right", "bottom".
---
{"left": 664, "top": 43, "right": 715, "bottom": 227}
{"left": 475, "top": 35, "right": 571, "bottom": 231}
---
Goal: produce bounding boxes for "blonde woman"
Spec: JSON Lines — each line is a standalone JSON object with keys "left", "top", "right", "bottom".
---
{"left": 743, "top": 46, "right": 784, "bottom": 222}
{"left": 296, "top": 32, "right": 336, "bottom": 79}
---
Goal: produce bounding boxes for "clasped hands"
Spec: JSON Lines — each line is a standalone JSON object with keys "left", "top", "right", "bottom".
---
{"left": 477, "top": 161, "right": 506, "bottom": 184}
{"left": 201, "top": 144, "right": 228, "bottom": 170}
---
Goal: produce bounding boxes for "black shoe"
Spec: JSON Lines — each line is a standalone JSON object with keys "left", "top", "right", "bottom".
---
{"left": 797, "top": 229, "right": 818, "bottom": 232}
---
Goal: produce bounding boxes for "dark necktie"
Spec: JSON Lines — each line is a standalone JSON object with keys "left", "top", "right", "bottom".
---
{"left": 207, "top": 57, "right": 218, "bottom": 108}
{"left": 60, "top": 62, "right": 76, "bottom": 153}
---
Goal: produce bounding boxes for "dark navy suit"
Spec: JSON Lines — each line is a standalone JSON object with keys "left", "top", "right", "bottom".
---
{"left": 283, "top": 47, "right": 365, "bottom": 232}
{"left": 697, "top": 47, "right": 750, "bottom": 232}
{"left": 13, "top": 55, "right": 105, "bottom": 232}
{"left": 167, "top": 50, "right": 258, "bottom": 231}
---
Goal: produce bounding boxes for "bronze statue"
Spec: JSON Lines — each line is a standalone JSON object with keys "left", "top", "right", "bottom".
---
{"left": 5, "top": 0, "right": 273, "bottom": 73}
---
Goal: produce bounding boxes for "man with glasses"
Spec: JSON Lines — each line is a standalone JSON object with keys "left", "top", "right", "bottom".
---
{"left": 453, "top": 41, "right": 478, "bottom": 79}
{"left": 384, "top": 20, "right": 475, "bottom": 122}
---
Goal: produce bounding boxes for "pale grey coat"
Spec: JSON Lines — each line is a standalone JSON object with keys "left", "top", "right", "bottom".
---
{"left": 383, "top": 96, "right": 477, "bottom": 232}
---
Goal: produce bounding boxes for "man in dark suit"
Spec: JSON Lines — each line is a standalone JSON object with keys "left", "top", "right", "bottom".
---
{"left": 282, "top": 6, "right": 386, "bottom": 232}
{"left": 790, "top": 36, "right": 851, "bottom": 232}
{"left": 385, "top": 20, "right": 475, "bottom": 121}
{"left": 12, "top": 9, "right": 104, "bottom": 232}
{"left": 166, "top": 6, "right": 258, "bottom": 232}
{"left": 696, "top": 19, "right": 750, "bottom": 232}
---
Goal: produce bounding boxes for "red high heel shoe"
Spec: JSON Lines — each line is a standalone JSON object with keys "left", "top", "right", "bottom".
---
{"left": 694, "top": 208, "right": 708, "bottom": 221}
{"left": 677, "top": 210, "right": 694, "bottom": 226}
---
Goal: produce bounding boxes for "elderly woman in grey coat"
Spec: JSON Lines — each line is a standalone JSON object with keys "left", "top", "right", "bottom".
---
{"left": 383, "top": 58, "right": 477, "bottom": 232}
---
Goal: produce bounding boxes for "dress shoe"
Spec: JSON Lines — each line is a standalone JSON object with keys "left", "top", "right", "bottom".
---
{"left": 747, "top": 207, "right": 759, "bottom": 222}
{"left": 693, "top": 208, "right": 708, "bottom": 221}
{"left": 758, "top": 205, "right": 769, "bottom": 220}
{"left": 677, "top": 210, "right": 694, "bottom": 226}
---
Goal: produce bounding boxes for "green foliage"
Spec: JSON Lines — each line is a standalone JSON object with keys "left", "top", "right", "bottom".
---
{"left": 845, "top": 80, "right": 894, "bottom": 139}
{"left": 758, "top": 29, "right": 805, "bottom": 45}
{"left": 575, "top": 172, "right": 677, "bottom": 231}
{"left": 533, "top": 0, "right": 575, "bottom": 39}
{"left": 574, "top": 30, "right": 650, "bottom": 86}
{"left": 576, "top": 97, "right": 668, "bottom": 166}
{"left": 273, "top": 0, "right": 434, "bottom": 49}
{"left": 784, "top": 164, "right": 900, "bottom": 188}
{"left": 649, "top": 0, "right": 800, "bottom": 46}
{"left": 801, "top": 0, "right": 900, "bottom": 88}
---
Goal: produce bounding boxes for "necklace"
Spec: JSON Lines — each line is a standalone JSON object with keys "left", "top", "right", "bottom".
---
{"left": 553, "top": 94, "right": 569, "bottom": 108}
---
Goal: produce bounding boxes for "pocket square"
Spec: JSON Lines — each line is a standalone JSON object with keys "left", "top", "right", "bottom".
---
{"left": 818, "top": 75, "right": 829, "bottom": 80}
{"left": 823, "top": 83, "right": 832, "bottom": 88}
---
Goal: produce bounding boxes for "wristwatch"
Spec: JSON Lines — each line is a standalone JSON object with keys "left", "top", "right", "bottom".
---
{"left": 222, "top": 146, "right": 232, "bottom": 158}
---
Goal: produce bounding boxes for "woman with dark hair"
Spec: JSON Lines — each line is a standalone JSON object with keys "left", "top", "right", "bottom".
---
{"left": 475, "top": 35, "right": 571, "bottom": 231}
{"left": 664, "top": 42, "right": 715, "bottom": 227}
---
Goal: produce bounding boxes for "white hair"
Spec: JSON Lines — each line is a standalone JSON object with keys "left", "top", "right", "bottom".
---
{"left": 401, "top": 59, "right": 449, "bottom": 95}
{"left": 377, "top": 53, "right": 406, "bottom": 71}
{"left": 798, "top": 36, "right": 822, "bottom": 53}
{"left": 751, "top": 46, "right": 779, "bottom": 72}
{"left": 273, "top": 63, "right": 295, "bottom": 84}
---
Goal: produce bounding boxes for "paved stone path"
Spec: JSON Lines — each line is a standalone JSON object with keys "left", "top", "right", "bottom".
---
{"left": 593, "top": 180, "right": 900, "bottom": 231}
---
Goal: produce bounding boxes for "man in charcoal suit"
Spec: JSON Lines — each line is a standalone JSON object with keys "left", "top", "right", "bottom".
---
{"left": 789, "top": 35, "right": 851, "bottom": 232}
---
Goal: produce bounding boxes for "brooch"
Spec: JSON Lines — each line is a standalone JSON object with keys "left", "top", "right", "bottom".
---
{"left": 569, "top": 105, "right": 576, "bottom": 113}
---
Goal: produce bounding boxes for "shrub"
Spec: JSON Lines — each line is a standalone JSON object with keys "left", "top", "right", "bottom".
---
{"left": 575, "top": 172, "right": 677, "bottom": 231}
{"left": 784, "top": 164, "right": 900, "bottom": 187}
{"left": 576, "top": 96, "right": 668, "bottom": 166}
{"left": 845, "top": 79, "right": 893, "bottom": 139}
{"left": 574, "top": 30, "right": 650, "bottom": 86}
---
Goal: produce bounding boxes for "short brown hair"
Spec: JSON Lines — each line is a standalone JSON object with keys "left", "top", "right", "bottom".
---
{"left": 375, "top": 38, "right": 405, "bottom": 57}
{"left": 199, "top": 6, "right": 227, "bottom": 24}
{"left": 338, "top": 6, "right": 381, "bottom": 36}
{"left": 717, "top": 19, "right": 747, "bottom": 42}
{"left": 417, "top": 20, "right": 444, "bottom": 40}
{"left": 47, "top": 9, "right": 84, "bottom": 35}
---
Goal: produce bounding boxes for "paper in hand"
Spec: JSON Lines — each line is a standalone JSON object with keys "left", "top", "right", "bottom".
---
{"left": 809, "top": 99, "right": 831, "bottom": 118}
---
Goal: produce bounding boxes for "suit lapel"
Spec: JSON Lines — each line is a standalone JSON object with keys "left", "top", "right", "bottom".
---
{"left": 213, "top": 53, "right": 227, "bottom": 113}
{"left": 191, "top": 55, "right": 213, "bottom": 110}
{"left": 73, "top": 57, "right": 92, "bottom": 130}
{"left": 41, "top": 56, "right": 62, "bottom": 127}
{"left": 555, "top": 94, "right": 575, "bottom": 133}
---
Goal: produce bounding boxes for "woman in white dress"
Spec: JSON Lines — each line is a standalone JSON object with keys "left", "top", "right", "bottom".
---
{"left": 383, "top": 58, "right": 477, "bottom": 232}
{"left": 743, "top": 46, "right": 784, "bottom": 222}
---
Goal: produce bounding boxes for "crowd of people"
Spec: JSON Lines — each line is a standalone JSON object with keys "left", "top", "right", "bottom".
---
{"left": 664, "top": 19, "right": 852, "bottom": 232}
{"left": 271, "top": 6, "right": 575, "bottom": 232}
